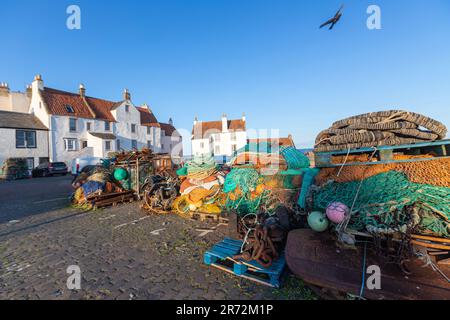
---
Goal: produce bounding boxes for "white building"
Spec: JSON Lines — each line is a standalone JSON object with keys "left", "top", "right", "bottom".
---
{"left": 0, "top": 110, "right": 49, "bottom": 170}
{"left": 26, "top": 75, "right": 182, "bottom": 165}
{"left": 191, "top": 114, "right": 247, "bottom": 157}
{"left": 0, "top": 82, "right": 31, "bottom": 113}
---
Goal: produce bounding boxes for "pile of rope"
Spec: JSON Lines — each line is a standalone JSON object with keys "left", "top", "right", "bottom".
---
{"left": 315, "top": 110, "right": 447, "bottom": 152}
{"left": 173, "top": 154, "right": 225, "bottom": 217}
{"left": 234, "top": 208, "right": 293, "bottom": 268}
{"left": 311, "top": 171, "right": 450, "bottom": 238}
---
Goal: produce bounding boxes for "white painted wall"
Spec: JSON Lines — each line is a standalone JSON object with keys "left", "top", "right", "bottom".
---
{"left": 192, "top": 130, "right": 247, "bottom": 156}
{"left": 28, "top": 77, "right": 179, "bottom": 163}
{"left": 192, "top": 138, "right": 211, "bottom": 156}
{"left": 0, "top": 128, "right": 49, "bottom": 169}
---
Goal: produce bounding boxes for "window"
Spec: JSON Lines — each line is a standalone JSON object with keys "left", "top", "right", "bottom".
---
{"left": 161, "top": 144, "right": 164, "bottom": 150}
{"left": 86, "top": 122, "right": 92, "bottom": 131}
{"left": 125, "top": 105, "right": 130, "bottom": 112}
{"left": 64, "top": 138, "right": 78, "bottom": 151}
{"left": 215, "top": 134, "right": 221, "bottom": 142}
{"left": 131, "top": 139, "right": 137, "bottom": 150}
{"left": 131, "top": 124, "right": 136, "bottom": 133}
{"left": 147, "top": 127, "right": 151, "bottom": 135}
{"left": 147, "top": 140, "right": 151, "bottom": 149}
{"left": 231, "top": 132, "right": 237, "bottom": 141}
{"left": 81, "top": 140, "right": 88, "bottom": 149}
{"left": 232, "top": 144, "right": 237, "bottom": 152}
{"left": 16, "top": 130, "right": 36, "bottom": 148}
{"left": 215, "top": 146, "right": 220, "bottom": 154}
{"left": 200, "top": 142, "right": 204, "bottom": 148}
{"left": 116, "top": 139, "right": 121, "bottom": 151}
{"left": 65, "top": 105, "right": 74, "bottom": 113}
{"left": 104, "top": 121, "right": 111, "bottom": 131}
{"left": 105, "top": 141, "right": 111, "bottom": 151}
{"left": 69, "top": 118, "right": 77, "bottom": 132}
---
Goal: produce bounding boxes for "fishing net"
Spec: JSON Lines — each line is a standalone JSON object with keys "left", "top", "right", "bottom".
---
{"left": 312, "top": 171, "right": 450, "bottom": 238}
{"left": 184, "top": 153, "right": 217, "bottom": 180}
{"left": 280, "top": 146, "right": 310, "bottom": 169}
{"left": 315, "top": 157, "right": 450, "bottom": 188}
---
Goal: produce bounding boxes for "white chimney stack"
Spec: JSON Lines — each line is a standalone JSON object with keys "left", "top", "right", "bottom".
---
{"left": 79, "top": 83, "right": 86, "bottom": 97}
{"left": 221, "top": 113, "right": 228, "bottom": 133}
{"left": 33, "top": 74, "right": 44, "bottom": 90}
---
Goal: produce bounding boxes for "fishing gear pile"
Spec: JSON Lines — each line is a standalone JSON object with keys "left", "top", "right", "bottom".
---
{"left": 173, "top": 154, "right": 226, "bottom": 218}
{"left": 315, "top": 110, "right": 447, "bottom": 152}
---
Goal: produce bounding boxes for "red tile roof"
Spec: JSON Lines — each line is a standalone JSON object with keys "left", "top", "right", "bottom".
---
{"left": 41, "top": 87, "right": 94, "bottom": 119}
{"left": 248, "top": 136, "right": 295, "bottom": 148}
{"left": 41, "top": 87, "right": 116, "bottom": 121}
{"left": 160, "top": 122, "right": 178, "bottom": 136}
{"left": 84, "top": 96, "right": 116, "bottom": 122}
{"left": 137, "top": 106, "right": 159, "bottom": 126}
{"left": 192, "top": 119, "right": 246, "bottom": 139}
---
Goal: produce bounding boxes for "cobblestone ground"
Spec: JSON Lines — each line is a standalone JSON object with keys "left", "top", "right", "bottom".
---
{"left": 0, "top": 200, "right": 314, "bottom": 300}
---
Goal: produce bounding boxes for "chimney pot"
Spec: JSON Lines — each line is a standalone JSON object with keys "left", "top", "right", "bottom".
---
{"left": 123, "top": 88, "right": 131, "bottom": 100}
{"left": 34, "top": 74, "right": 42, "bottom": 81}
{"left": 79, "top": 83, "right": 85, "bottom": 97}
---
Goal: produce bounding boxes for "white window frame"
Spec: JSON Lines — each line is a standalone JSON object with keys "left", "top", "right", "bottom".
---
{"left": 69, "top": 118, "right": 77, "bottom": 132}
{"left": 64, "top": 138, "right": 78, "bottom": 151}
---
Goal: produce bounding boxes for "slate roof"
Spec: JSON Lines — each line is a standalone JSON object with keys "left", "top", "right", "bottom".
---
{"left": 0, "top": 110, "right": 48, "bottom": 130}
{"left": 88, "top": 132, "right": 117, "bottom": 140}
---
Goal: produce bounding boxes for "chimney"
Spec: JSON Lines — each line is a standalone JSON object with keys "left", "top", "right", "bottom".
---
{"left": 169, "top": 117, "right": 173, "bottom": 126}
{"left": 0, "top": 82, "right": 9, "bottom": 97}
{"left": 79, "top": 83, "right": 85, "bottom": 97}
{"left": 33, "top": 74, "right": 44, "bottom": 91}
{"left": 123, "top": 88, "right": 130, "bottom": 100}
{"left": 221, "top": 113, "right": 228, "bottom": 133}
{"left": 26, "top": 84, "right": 32, "bottom": 98}
{"left": 242, "top": 112, "right": 246, "bottom": 122}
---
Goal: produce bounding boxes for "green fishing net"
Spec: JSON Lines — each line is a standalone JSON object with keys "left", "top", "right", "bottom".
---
{"left": 312, "top": 171, "right": 450, "bottom": 237}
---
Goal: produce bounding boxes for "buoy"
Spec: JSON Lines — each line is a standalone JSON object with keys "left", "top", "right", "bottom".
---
{"left": 326, "top": 202, "right": 349, "bottom": 224}
{"left": 308, "top": 211, "right": 329, "bottom": 232}
{"left": 114, "top": 168, "right": 128, "bottom": 181}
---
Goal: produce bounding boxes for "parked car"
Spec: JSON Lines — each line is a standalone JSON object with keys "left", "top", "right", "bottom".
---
{"left": 32, "top": 162, "right": 68, "bottom": 177}
{"left": 71, "top": 157, "right": 102, "bottom": 176}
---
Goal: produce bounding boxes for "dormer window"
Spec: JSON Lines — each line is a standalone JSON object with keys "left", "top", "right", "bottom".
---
{"left": 65, "top": 105, "right": 75, "bottom": 113}
{"left": 104, "top": 121, "right": 111, "bottom": 131}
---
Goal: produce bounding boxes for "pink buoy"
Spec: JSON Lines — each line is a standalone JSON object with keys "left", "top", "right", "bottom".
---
{"left": 326, "top": 202, "right": 349, "bottom": 224}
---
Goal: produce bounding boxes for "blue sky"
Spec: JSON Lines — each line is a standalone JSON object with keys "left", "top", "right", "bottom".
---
{"left": 1, "top": 0, "right": 449, "bottom": 153}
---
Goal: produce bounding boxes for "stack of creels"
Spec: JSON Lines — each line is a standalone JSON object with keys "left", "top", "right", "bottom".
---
{"left": 314, "top": 110, "right": 448, "bottom": 152}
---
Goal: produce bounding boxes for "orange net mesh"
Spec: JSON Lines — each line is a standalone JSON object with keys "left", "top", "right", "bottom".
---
{"left": 315, "top": 156, "right": 450, "bottom": 188}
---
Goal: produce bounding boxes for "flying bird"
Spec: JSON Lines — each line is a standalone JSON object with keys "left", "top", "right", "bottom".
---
{"left": 320, "top": 5, "right": 344, "bottom": 30}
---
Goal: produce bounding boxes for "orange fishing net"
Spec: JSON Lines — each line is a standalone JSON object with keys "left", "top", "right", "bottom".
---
{"left": 315, "top": 157, "right": 450, "bottom": 188}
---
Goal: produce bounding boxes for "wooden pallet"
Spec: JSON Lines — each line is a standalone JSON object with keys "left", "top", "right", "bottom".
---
{"left": 88, "top": 191, "right": 135, "bottom": 209}
{"left": 315, "top": 139, "right": 450, "bottom": 168}
{"left": 204, "top": 238, "right": 285, "bottom": 288}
